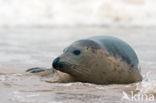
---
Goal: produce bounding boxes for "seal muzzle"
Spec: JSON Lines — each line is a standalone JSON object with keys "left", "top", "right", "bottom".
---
{"left": 53, "top": 57, "right": 64, "bottom": 69}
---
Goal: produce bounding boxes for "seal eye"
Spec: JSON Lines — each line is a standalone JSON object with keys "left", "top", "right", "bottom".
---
{"left": 73, "top": 50, "right": 81, "bottom": 55}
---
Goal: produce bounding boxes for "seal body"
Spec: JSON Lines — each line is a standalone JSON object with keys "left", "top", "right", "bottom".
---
{"left": 27, "top": 36, "right": 142, "bottom": 84}
{"left": 52, "top": 36, "right": 142, "bottom": 84}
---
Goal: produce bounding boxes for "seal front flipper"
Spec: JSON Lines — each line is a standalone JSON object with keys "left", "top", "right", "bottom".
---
{"left": 26, "top": 67, "right": 55, "bottom": 76}
{"left": 26, "top": 67, "right": 46, "bottom": 73}
{"left": 25, "top": 67, "right": 76, "bottom": 83}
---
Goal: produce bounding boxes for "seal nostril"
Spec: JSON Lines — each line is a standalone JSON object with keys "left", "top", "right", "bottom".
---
{"left": 54, "top": 57, "right": 60, "bottom": 63}
{"left": 52, "top": 57, "right": 64, "bottom": 69}
{"left": 52, "top": 57, "right": 59, "bottom": 68}
{"left": 57, "top": 62, "right": 64, "bottom": 68}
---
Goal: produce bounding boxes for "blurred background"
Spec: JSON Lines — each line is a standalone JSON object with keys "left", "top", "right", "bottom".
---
{"left": 0, "top": 0, "right": 156, "bottom": 27}
{"left": 0, "top": 1, "right": 156, "bottom": 103}
{"left": 0, "top": 0, "right": 156, "bottom": 72}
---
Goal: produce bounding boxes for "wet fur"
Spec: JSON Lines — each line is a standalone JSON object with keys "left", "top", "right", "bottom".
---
{"left": 58, "top": 47, "right": 142, "bottom": 84}
{"left": 26, "top": 36, "right": 142, "bottom": 84}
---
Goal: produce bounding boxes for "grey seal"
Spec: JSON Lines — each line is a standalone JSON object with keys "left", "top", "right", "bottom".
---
{"left": 26, "top": 36, "right": 142, "bottom": 84}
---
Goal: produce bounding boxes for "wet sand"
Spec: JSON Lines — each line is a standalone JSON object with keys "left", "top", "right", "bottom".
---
{"left": 0, "top": 27, "right": 156, "bottom": 103}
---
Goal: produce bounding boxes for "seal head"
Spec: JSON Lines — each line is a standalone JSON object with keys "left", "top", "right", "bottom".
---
{"left": 52, "top": 39, "right": 102, "bottom": 82}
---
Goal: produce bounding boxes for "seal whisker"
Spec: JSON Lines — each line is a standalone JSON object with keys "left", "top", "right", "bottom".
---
{"left": 70, "top": 68, "right": 83, "bottom": 75}
{"left": 72, "top": 67, "right": 91, "bottom": 76}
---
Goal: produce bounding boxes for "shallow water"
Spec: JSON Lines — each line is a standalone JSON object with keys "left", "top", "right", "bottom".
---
{"left": 0, "top": 27, "right": 156, "bottom": 103}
